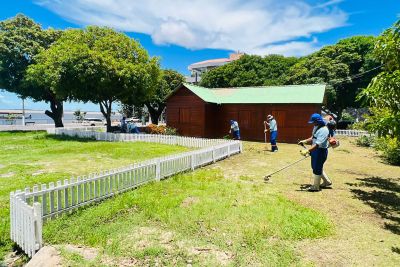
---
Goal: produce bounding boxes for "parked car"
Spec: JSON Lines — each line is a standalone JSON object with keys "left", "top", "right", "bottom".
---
{"left": 81, "top": 118, "right": 106, "bottom": 127}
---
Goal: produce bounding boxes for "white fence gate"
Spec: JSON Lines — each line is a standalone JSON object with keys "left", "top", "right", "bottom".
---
{"left": 10, "top": 129, "right": 242, "bottom": 257}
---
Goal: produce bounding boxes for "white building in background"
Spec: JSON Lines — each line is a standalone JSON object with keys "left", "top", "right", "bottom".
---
{"left": 186, "top": 52, "right": 244, "bottom": 84}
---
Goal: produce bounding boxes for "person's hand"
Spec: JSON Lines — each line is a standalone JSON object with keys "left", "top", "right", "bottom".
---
{"left": 298, "top": 140, "right": 306, "bottom": 145}
{"left": 300, "top": 149, "right": 310, "bottom": 156}
{"left": 264, "top": 130, "right": 268, "bottom": 133}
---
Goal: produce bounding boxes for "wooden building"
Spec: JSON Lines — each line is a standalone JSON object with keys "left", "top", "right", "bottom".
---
{"left": 165, "top": 83, "right": 326, "bottom": 143}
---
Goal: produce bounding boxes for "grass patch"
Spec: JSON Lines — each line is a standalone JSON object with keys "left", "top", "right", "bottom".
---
{"left": 44, "top": 169, "right": 332, "bottom": 266}
{"left": 0, "top": 131, "right": 188, "bottom": 260}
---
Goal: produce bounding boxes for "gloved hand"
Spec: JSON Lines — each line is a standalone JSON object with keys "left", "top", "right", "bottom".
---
{"left": 298, "top": 140, "right": 307, "bottom": 146}
{"left": 300, "top": 149, "right": 310, "bottom": 156}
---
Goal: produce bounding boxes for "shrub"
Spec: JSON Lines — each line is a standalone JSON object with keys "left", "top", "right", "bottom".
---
{"left": 375, "top": 137, "right": 400, "bottom": 165}
{"left": 165, "top": 126, "right": 179, "bottom": 135}
{"left": 355, "top": 135, "right": 375, "bottom": 147}
{"left": 146, "top": 124, "right": 166, "bottom": 134}
{"left": 341, "top": 112, "right": 356, "bottom": 122}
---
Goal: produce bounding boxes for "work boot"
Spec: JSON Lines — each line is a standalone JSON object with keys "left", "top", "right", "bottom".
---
{"left": 320, "top": 171, "right": 332, "bottom": 188}
{"left": 307, "top": 175, "right": 321, "bottom": 192}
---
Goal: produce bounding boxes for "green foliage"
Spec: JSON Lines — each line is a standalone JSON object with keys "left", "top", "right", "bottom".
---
{"left": 341, "top": 111, "right": 356, "bottom": 122}
{"left": 165, "top": 126, "right": 179, "bottom": 135}
{"left": 286, "top": 36, "right": 379, "bottom": 116}
{"left": 0, "top": 14, "right": 64, "bottom": 126}
{"left": 355, "top": 135, "right": 375, "bottom": 147}
{"left": 359, "top": 23, "right": 400, "bottom": 138}
{"left": 26, "top": 26, "right": 160, "bottom": 131}
{"left": 358, "top": 20, "right": 400, "bottom": 166}
{"left": 375, "top": 137, "right": 400, "bottom": 165}
{"left": 73, "top": 109, "right": 87, "bottom": 122}
{"left": 200, "top": 54, "right": 298, "bottom": 88}
{"left": 140, "top": 69, "right": 184, "bottom": 124}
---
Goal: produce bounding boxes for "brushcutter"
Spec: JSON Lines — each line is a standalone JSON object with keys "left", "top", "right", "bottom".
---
{"left": 263, "top": 142, "right": 309, "bottom": 181}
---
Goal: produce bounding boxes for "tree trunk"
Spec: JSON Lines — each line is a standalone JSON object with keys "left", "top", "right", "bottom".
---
{"left": 100, "top": 101, "right": 113, "bottom": 132}
{"left": 45, "top": 99, "right": 64, "bottom": 128}
{"left": 146, "top": 103, "right": 165, "bottom": 125}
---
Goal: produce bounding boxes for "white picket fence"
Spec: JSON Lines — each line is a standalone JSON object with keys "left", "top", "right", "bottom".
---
{"left": 335, "top": 129, "right": 370, "bottom": 137}
{"left": 9, "top": 129, "right": 242, "bottom": 257}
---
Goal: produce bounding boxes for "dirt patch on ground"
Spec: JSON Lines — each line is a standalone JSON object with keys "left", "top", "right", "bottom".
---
{"left": 63, "top": 244, "right": 99, "bottom": 261}
{"left": 180, "top": 196, "right": 199, "bottom": 208}
{"left": 188, "top": 246, "right": 234, "bottom": 266}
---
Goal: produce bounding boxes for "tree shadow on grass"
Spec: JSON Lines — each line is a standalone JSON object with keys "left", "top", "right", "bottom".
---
{"left": 347, "top": 177, "right": 400, "bottom": 235}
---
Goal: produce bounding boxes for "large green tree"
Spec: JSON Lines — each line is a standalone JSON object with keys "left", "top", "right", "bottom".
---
{"left": 144, "top": 69, "right": 184, "bottom": 124}
{"left": 359, "top": 20, "right": 400, "bottom": 138}
{"left": 200, "top": 54, "right": 298, "bottom": 88}
{"left": 27, "top": 26, "right": 160, "bottom": 132}
{"left": 0, "top": 14, "right": 63, "bottom": 126}
{"left": 286, "top": 36, "right": 380, "bottom": 118}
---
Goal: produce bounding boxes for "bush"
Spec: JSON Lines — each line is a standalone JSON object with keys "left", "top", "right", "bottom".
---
{"left": 341, "top": 112, "right": 356, "bottom": 122}
{"left": 355, "top": 135, "right": 375, "bottom": 147}
{"left": 165, "top": 126, "right": 179, "bottom": 135}
{"left": 146, "top": 124, "right": 166, "bottom": 134}
{"left": 375, "top": 137, "right": 400, "bottom": 165}
{"left": 145, "top": 124, "right": 179, "bottom": 135}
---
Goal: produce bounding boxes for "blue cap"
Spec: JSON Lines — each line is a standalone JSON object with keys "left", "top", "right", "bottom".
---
{"left": 230, "top": 120, "right": 234, "bottom": 124}
{"left": 308, "top": 113, "right": 325, "bottom": 125}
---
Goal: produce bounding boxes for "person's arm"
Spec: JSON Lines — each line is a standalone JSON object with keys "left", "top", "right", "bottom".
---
{"left": 298, "top": 137, "right": 312, "bottom": 145}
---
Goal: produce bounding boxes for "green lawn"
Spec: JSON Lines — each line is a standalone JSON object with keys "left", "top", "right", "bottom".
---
{"left": 43, "top": 170, "right": 332, "bottom": 266}
{"left": 4, "top": 134, "right": 397, "bottom": 266}
{"left": 0, "top": 131, "right": 189, "bottom": 261}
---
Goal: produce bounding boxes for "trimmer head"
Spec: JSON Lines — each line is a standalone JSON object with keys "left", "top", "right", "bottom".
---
{"left": 263, "top": 175, "right": 271, "bottom": 181}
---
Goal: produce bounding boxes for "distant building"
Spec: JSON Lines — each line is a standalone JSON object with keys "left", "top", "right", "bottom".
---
{"left": 186, "top": 52, "right": 244, "bottom": 84}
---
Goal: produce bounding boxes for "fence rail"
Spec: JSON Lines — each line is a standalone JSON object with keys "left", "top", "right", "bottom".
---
{"left": 10, "top": 129, "right": 242, "bottom": 257}
{"left": 335, "top": 129, "right": 370, "bottom": 137}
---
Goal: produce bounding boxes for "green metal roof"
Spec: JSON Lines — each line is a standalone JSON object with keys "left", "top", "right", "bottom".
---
{"left": 181, "top": 83, "right": 326, "bottom": 104}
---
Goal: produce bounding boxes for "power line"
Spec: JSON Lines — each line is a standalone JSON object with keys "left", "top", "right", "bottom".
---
{"left": 328, "top": 64, "right": 383, "bottom": 86}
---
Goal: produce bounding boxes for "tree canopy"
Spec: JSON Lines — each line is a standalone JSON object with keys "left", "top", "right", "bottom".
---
{"left": 200, "top": 54, "right": 298, "bottom": 88}
{"left": 359, "top": 20, "right": 400, "bottom": 138}
{"left": 143, "top": 69, "right": 184, "bottom": 124}
{"left": 27, "top": 26, "right": 160, "bottom": 131}
{"left": 286, "top": 36, "right": 380, "bottom": 117}
{"left": 0, "top": 14, "right": 63, "bottom": 126}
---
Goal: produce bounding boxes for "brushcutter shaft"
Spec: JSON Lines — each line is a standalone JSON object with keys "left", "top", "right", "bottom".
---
{"left": 264, "top": 156, "right": 309, "bottom": 180}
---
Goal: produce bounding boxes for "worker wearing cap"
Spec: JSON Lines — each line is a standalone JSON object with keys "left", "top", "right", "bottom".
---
{"left": 264, "top": 115, "right": 278, "bottom": 152}
{"left": 229, "top": 119, "right": 240, "bottom": 140}
{"left": 298, "top": 113, "right": 332, "bottom": 191}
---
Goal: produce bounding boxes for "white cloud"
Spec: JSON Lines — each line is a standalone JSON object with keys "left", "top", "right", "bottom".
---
{"left": 35, "top": 0, "right": 348, "bottom": 56}
{"left": 250, "top": 37, "right": 321, "bottom": 56}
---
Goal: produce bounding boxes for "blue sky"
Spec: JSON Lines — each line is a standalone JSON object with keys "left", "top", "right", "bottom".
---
{"left": 0, "top": 0, "right": 399, "bottom": 111}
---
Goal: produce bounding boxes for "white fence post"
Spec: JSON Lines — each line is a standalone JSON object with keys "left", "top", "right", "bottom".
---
{"left": 191, "top": 154, "right": 195, "bottom": 170}
{"left": 156, "top": 159, "right": 161, "bottom": 181}
{"left": 212, "top": 146, "right": 216, "bottom": 163}
{"left": 33, "top": 202, "right": 43, "bottom": 252}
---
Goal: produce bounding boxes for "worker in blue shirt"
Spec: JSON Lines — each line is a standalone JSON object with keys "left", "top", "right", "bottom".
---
{"left": 264, "top": 115, "right": 278, "bottom": 152}
{"left": 229, "top": 120, "right": 240, "bottom": 140}
{"left": 298, "top": 113, "right": 332, "bottom": 192}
